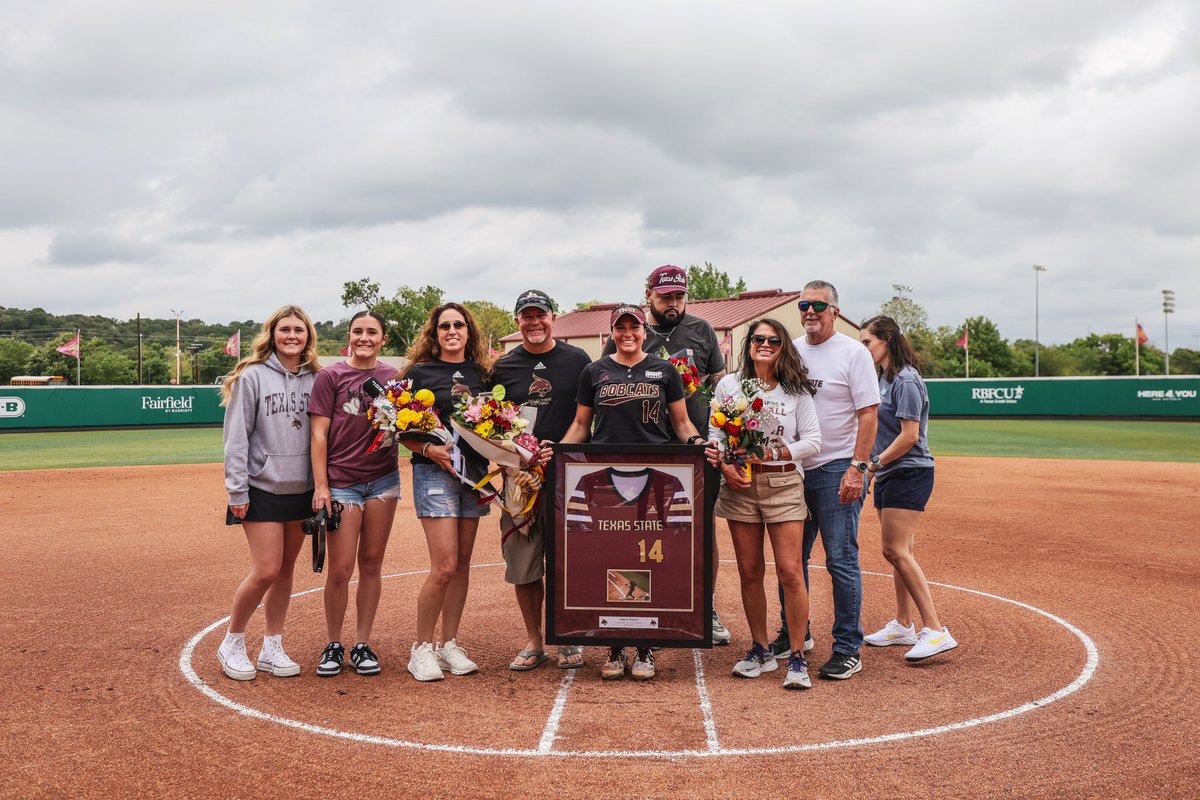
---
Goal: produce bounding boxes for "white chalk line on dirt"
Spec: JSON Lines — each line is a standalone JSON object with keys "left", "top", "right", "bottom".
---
{"left": 181, "top": 562, "right": 1099, "bottom": 759}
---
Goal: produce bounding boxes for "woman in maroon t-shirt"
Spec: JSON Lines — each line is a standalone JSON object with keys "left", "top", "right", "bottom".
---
{"left": 308, "top": 310, "right": 400, "bottom": 678}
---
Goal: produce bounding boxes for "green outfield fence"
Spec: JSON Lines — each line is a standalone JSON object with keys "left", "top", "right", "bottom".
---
{"left": 0, "top": 377, "right": 1197, "bottom": 431}
{"left": 926, "top": 376, "right": 1199, "bottom": 418}
{"left": 0, "top": 386, "right": 225, "bottom": 430}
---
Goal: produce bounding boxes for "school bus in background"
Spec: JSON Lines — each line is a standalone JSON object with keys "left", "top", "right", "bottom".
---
{"left": 9, "top": 376, "right": 68, "bottom": 386}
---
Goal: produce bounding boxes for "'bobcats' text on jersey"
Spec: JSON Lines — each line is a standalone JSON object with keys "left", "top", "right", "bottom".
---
{"left": 576, "top": 355, "right": 685, "bottom": 444}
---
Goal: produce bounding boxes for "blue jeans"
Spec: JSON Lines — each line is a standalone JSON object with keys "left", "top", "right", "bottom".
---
{"left": 779, "top": 458, "right": 864, "bottom": 654}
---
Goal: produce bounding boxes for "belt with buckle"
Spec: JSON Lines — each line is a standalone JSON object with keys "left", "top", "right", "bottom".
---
{"left": 752, "top": 462, "right": 795, "bottom": 474}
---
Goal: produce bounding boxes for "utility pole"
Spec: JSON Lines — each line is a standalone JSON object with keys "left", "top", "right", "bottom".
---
{"left": 1162, "top": 289, "right": 1175, "bottom": 375}
{"left": 170, "top": 309, "right": 183, "bottom": 385}
{"left": 1033, "top": 265, "right": 1048, "bottom": 376}
{"left": 136, "top": 313, "right": 142, "bottom": 384}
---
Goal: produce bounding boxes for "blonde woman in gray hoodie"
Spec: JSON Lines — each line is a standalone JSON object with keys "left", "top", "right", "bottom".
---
{"left": 218, "top": 306, "right": 321, "bottom": 681}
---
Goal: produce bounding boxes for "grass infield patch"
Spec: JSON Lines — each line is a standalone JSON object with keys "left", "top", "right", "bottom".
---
{"left": 0, "top": 420, "right": 1196, "bottom": 471}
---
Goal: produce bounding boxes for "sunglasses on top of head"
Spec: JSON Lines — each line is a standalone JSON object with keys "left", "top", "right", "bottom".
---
{"left": 750, "top": 334, "right": 783, "bottom": 347}
{"left": 437, "top": 320, "right": 468, "bottom": 330}
{"left": 798, "top": 300, "right": 834, "bottom": 313}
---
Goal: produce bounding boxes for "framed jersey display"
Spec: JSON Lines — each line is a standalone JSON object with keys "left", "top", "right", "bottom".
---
{"left": 546, "top": 444, "right": 716, "bottom": 648}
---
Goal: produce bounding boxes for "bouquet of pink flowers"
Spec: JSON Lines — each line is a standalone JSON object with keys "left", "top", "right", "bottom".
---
{"left": 451, "top": 386, "right": 542, "bottom": 539}
{"left": 710, "top": 377, "right": 776, "bottom": 478}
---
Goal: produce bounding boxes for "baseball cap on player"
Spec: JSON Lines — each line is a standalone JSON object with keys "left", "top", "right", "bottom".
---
{"left": 647, "top": 265, "right": 688, "bottom": 294}
{"left": 514, "top": 289, "right": 554, "bottom": 315}
{"left": 609, "top": 304, "right": 647, "bottom": 328}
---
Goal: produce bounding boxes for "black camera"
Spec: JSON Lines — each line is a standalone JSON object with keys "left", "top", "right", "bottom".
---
{"left": 302, "top": 500, "right": 343, "bottom": 536}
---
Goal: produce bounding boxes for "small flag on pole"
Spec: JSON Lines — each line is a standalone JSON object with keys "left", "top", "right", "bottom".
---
{"left": 223, "top": 330, "right": 241, "bottom": 357}
{"left": 719, "top": 332, "right": 733, "bottom": 360}
{"left": 956, "top": 326, "right": 969, "bottom": 349}
{"left": 56, "top": 334, "right": 81, "bottom": 358}
{"left": 1136, "top": 321, "right": 1148, "bottom": 345}
{"left": 340, "top": 344, "right": 350, "bottom": 356}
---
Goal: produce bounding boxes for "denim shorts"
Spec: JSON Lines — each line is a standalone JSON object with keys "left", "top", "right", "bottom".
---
{"left": 329, "top": 469, "right": 401, "bottom": 508}
{"left": 412, "top": 463, "right": 492, "bottom": 519}
{"left": 873, "top": 466, "right": 935, "bottom": 512}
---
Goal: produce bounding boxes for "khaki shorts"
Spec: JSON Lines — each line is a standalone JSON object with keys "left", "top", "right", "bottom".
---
{"left": 714, "top": 467, "right": 808, "bottom": 524}
{"left": 500, "top": 506, "right": 547, "bottom": 585}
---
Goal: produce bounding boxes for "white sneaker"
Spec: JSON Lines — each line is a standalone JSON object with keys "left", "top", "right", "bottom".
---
{"left": 865, "top": 619, "right": 918, "bottom": 647}
{"left": 408, "top": 642, "right": 444, "bottom": 682}
{"left": 218, "top": 634, "right": 256, "bottom": 681}
{"left": 711, "top": 609, "right": 731, "bottom": 645}
{"left": 434, "top": 639, "right": 478, "bottom": 675}
{"left": 732, "top": 644, "right": 778, "bottom": 678}
{"left": 630, "top": 647, "right": 656, "bottom": 680}
{"left": 783, "top": 652, "right": 812, "bottom": 690}
{"left": 256, "top": 634, "right": 301, "bottom": 677}
{"left": 905, "top": 627, "right": 958, "bottom": 662}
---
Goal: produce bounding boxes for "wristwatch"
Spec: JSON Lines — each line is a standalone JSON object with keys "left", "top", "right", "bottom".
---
{"left": 850, "top": 460, "right": 868, "bottom": 473}
{"left": 687, "top": 435, "right": 706, "bottom": 446}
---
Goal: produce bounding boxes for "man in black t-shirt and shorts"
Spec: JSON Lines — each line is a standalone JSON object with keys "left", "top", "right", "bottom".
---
{"left": 491, "top": 289, "right": 592, "bottom": 671}
{"left": 601, "top": 265, "right": 731, "bottom": 645}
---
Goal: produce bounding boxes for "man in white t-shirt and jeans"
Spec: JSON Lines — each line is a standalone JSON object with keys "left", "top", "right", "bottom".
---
{"left": 770, "top": 280, "right": 880, "bottom": 680}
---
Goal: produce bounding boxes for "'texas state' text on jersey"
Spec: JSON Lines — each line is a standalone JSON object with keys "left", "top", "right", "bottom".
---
{"left": 576, "top": 355, "right": 686, "bottom": 444}
{"left": 563, "top": 468, "right": 694, "bottom": 610}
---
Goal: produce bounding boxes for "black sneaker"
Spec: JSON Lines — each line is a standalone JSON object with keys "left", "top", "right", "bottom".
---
{"left": 768, "top": 628, "right": 791, "bottom": 660}
{"left": 818, "top": 651, "right": 862, "bottom": 680}
{"left": 350, "top": 642, "right": 381, "bottom": 676}
{"left": 316, "top": 641, "right": 345, "bottom": 677}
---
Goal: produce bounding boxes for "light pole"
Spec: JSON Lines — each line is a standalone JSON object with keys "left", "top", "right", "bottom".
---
{"left": 1162, "top": 289, "right": 1175, "bottom": 375}
{"left": 1033, "top": 265, "right": 1047, "bottom": 376}
{"left": 170, "top": 309, "right": 183, "bottom": 385}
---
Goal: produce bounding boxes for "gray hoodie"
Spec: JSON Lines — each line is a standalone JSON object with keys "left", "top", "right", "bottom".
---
{"left": 223, "top": 353, "right": 317, "bottom": 504}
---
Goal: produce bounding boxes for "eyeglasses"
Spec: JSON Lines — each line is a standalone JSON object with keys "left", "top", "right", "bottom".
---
{"left": 798, "top": 300, "right": 834, "bottom": 313}
{"left": 437, "top": 320, "right": 467, "bottom": 330}
{"left": 750, "top": 334, "right": 782, "bottom": 347}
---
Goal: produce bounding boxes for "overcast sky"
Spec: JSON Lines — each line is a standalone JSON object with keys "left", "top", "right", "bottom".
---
{"left": 2, "top": 1, "right": 1197, "bottom": 349}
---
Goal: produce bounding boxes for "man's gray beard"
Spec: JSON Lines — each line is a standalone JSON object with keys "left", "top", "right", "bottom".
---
{"left": 649, "top": 306, "right": 685, "bottom": 329}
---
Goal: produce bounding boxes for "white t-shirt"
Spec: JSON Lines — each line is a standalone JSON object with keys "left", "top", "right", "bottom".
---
{"left": 794, "top": 331, "right": 881, "bottom": 469}
{"left": 709, "top": 373, "right": 822, "bottom": 476}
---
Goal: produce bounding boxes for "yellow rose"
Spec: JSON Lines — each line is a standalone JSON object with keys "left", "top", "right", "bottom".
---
{"left": 397, "top": 391, "right": 412, "bottom": 406}
{"left": 414, "top": 389, "right": 435, "bottom": 408}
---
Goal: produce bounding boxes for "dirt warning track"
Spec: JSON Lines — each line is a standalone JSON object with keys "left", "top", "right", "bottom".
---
{"left": 2, "top": 457, "right": 1198, "bottom": 798}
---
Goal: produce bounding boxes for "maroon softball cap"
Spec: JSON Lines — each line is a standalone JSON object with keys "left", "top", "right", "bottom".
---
{"left": 609, "top": 304, "right": 648, "bottom": 328}
{"left": 647, "top": 264, "right": 688, "bottom": 294}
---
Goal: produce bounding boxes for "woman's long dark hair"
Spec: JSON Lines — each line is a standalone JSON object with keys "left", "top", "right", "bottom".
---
{"left": 403, "top": 302, "right": 489, "bottom": 372}
{"left": 861, "top": 315, "right": 920, "bottom": 381}
{"left": 737, "top": 318, "right": 816, "bottom": 396}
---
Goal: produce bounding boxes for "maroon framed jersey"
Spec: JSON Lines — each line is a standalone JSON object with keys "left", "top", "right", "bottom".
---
{"left": 547, "top": 444, "right": 716, "bottom": 648}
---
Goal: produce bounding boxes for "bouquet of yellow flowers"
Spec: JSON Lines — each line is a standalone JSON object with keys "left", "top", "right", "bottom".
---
{"left": 451, "top": 385, "right": 543, "bottom": 539}
{"left": 710, "top": 377, "right": 776, "bottom": 479}
{"left": 363, "top": 377, "right": 450, "bottom": 454}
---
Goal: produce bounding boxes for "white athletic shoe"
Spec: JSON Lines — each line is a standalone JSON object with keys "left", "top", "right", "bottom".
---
{"left": 434, "top": 639, "right": 479, "bottom": 675}
{"left": 783, "top": 652, "right": 812, "bottom": 690}
{"left": 408, "top": 642, "right": 444, "bottom": 682}
{"left": 732, "top": 644, "right": 779, "bottom": 678}
{"left": 905, "top": 627, "right": 958, "bottom": 662}
{"left": 256, "top": 634, "right": 301, "bottom": 677}
{"left": 218, "top": 634, "right": 256, "bottom": 681}
{"left": 711, "top": 609, "right": 731, "bottom": 645}
{"left": 865, "top": 619, "right": 918, "bottom": 647}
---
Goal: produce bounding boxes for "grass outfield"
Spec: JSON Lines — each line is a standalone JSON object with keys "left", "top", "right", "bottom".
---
{"left": 0, "top": 419, "right": 1197, "bottom": 471}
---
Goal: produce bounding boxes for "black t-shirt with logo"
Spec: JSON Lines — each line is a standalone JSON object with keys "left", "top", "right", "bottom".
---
{"left": 576, "top": 355, "right": 686, "bottom": 444}
{"left": 491, "top": 341, "right": 591, "bottom": 442}
{"left": 403, "top": 359, "right": 486, "bottom": 471}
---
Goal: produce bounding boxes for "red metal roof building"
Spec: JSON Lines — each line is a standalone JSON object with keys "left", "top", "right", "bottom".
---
{"left": 500, "top": 289, "right": 862, "bottom": 362}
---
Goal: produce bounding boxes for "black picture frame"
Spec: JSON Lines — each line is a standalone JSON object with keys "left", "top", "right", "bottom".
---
{"left": 545, "top": 443, "right": 717, "bottom": 649}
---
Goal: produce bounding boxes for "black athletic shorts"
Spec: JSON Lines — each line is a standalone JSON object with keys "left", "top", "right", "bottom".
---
{"left": 873, "top": 466, "right": 934, "bottom": 512}
{"left": 226, "top": 485, "right": 314, "bottom": 525}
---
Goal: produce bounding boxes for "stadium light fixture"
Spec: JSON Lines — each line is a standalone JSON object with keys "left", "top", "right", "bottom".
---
{"left": 1163, "top": 289, "right": 1175, "bottom": 375}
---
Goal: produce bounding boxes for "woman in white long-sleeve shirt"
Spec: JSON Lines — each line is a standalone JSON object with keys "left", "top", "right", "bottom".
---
{"left": 218, "top": 306, "right": 321, "bottom": 681}
{"left": 707, "top": 318, "right": 821, "bottom": 690}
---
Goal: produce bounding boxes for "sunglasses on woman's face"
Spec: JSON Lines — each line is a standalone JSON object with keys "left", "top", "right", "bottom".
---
{"left": 437, "top": 320, "right": 467, "bottom": 330}
{"left": 798, "top": 300, "right": 834, "bottom": 313}
{"left": 751, "top": 334, "right": 782, "bottom": 347}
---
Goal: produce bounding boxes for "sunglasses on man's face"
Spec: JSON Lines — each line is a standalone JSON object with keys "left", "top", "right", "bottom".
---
{"left": 750, "top": 334, "right": 782, "bottom": 347}
{"left": 438, "top": 320, "right": 467, "bottom": 330}
{"left": 798, "top": 300, "right": 834, "bottom": 313}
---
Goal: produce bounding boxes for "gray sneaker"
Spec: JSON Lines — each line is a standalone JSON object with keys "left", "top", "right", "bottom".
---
{"left": 783, "top": 651, "right": 812, "bottom": 689}
{"left": 711, "top": 609, "right": 731, "bottom": 645}
{"left": 732, "top": 643, "right": 778, "bottom": 678}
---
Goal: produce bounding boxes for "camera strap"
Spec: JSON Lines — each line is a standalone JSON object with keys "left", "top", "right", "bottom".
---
{"left": 312, "top": 523, "right": 326, "bottom": 573}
